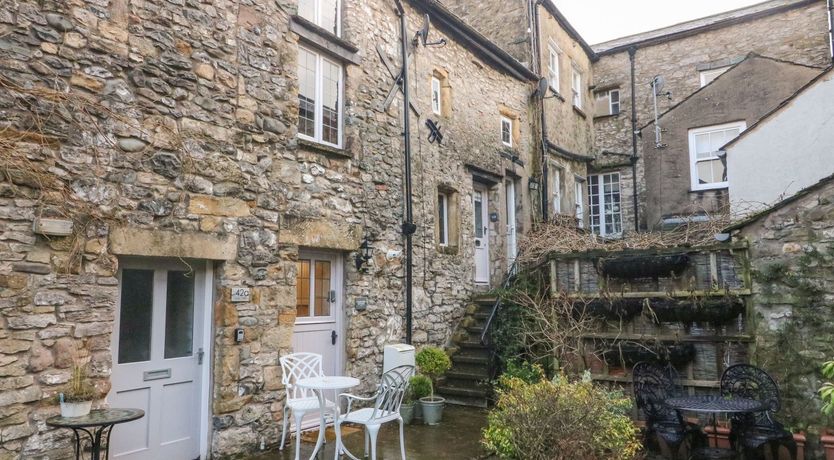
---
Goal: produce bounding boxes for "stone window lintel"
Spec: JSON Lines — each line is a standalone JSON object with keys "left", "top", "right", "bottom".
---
{"left": 290, "top": 15, "right": 360, "bottom": 65}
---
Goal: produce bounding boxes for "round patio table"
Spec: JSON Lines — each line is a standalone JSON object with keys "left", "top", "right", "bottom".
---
{"left": 296, "top": 376, "right": 360, "bottom": 460}
{"left": 46, "top": 408, "right": 144, "bottom": 460}
{"left": 666, "top": 395, "right": 765, "bottom": 457}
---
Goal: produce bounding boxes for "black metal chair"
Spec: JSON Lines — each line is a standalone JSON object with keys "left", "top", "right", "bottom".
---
{"left": 719, "top": 364, "right": 796, "bottom": 460}
{"left": 633, "top": 362, "right": 707, "bottom": 459}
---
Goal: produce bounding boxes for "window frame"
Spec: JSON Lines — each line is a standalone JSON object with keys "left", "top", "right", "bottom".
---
{"left": 437, "top": 192, "right": 449, "bottom": 246}
{"left": 699, "top": 66, "right": 730, "bottom": 87}
{"left": 550, "top": 163, "right": 562, "bottom": 214}
{"left": 608, "top": 89, "right": 620, "bottom": 115}
{"left": 547, "top": 42, "right": 561, "bottom": 93}
{"left": 500, "top": 115, "right": 513, "bottom": 147}
{"left": 688, "top": 121, "right": 746, "bottom": 191}
{"left": 431, "top": 76, "right": 442, "bottom": 115}
{"left": 298, "top": 0, "right": 342, "bottom": 37}
{"left": 574, "top": 178, "right": 585, "bottom": 228}
{"left": 295, "top": 256, "right": 336, "bottom": 324}
{"left": 571, "top": 64, "right": 583, "bottom": 109}
{"left": 297, "top": 45, "right": 344, "bottom": 149}
{"left": 588, "top": 173, "right": 623, "bottom": 237}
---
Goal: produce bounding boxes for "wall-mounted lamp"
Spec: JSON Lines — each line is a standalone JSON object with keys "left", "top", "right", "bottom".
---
{"left": 528, "top": 177, "right": 540, "bottom": 191}
{"left": 354, "top": 237, "right": 374, "bottom": 271}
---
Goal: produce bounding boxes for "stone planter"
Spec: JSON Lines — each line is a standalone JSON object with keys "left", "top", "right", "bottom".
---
{"left": 60, "top": 401, "right": 92, "bottom": 418}
{"left": 821, "top": 429, "right": 834, "bottom": 460}
{"left": 419, "top": 396, "right": 445, "bottom": 425}
{"left": 399, "top": 402, "right": 415, "bottom": 425}
{"left": 704, "top": 424, "right": 731, "bottom": 449}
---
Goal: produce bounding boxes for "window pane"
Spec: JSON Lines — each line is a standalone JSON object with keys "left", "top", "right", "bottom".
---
{"left": 298, "top": 49, "right": 317, "bottom": 137}
{"left": 314, "top": 261, "right": 331, "bottom": 316}
{"left": 438, "top": 194, "right": 447, "bottom": 245}
{"left": 321, "top": 58, "right": 341, "bottom": 145}
{"left": 320, "top": 0, "right": 339, "bottom": 35}
{"left": 474, "top": 192, "right": 484, "bottom": 237}
{"left": 298, "top": 0, "right": 316, "bottom": 25}
{"left": 119, "top": 269, "right": 154, "bottom": 364}
{"left": 164, "top": 271, "right": 195, "bottom": 359}
{"left": 697, "top": 159, "right": 727, "bottom": 184}
{"left": 431, "top": 77, "right": 441, "bottom": 114}
{"left": 296, "top": 260, "right": 310, "bottom": 317}
{"left": 501, "top": 119, "right": 511, "bottom": 145}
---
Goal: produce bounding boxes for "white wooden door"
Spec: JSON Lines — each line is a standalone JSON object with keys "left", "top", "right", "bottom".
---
{"left": 505, "top": 180, "right": 518, "bottom": 267}
{"left": 292, "top": 250, "right": 344, "bottom": 379}
{"left": 109, "top": 259, "right": 210, "bottom": 460}
{"left": 473, "top": 186, "right": 490, "bottom": 284}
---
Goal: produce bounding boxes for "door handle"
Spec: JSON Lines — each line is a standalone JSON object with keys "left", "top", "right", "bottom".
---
{"left": 329, "top": 290, "right": 336, "bottom": 303}
{"left": 331, "top": 330, "right": 337, "bottom": 345}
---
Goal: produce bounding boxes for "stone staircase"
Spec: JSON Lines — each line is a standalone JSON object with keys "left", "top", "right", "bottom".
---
{"left": 437, "top": 296, "right": 496, "bottom": 408}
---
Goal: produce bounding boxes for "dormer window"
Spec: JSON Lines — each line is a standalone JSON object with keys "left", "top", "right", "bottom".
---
{"left": 298, "top": 0, "right": 340, "bottom": 36}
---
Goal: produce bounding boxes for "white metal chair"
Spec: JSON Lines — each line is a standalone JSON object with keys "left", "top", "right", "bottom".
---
{"left": 279, "top": 352, "right": 337, "bottom": 459}
{"left": 332, "top": 365, "right": 415, "bottom": 460}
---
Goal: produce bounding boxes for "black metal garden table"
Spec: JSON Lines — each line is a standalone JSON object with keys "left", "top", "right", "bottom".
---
{"left": 666, "top": 395, "right": 765, "bottom": 458}
{"left": 46, "top": 408, "right": 144, "bottom": 460}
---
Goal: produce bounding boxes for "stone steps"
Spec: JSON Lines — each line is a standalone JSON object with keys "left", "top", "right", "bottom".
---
{"left": 437, "top": 298, "right": 496, "bottom": 408}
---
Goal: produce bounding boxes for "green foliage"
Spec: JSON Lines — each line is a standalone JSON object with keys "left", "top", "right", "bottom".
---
{"left": 416, "top": 346, "right": 451, "bottom": 398}
{"left": 407, "top": 375, "right": 432, "bottom": 403}
{"left": 820, "top": 360, "right": 834, "bottom": 417}
{"left": 496, "top": 359, "right": 545, "bottom": 390}
{"left": 482, "top": 375, "right": 641, "bottom": 460}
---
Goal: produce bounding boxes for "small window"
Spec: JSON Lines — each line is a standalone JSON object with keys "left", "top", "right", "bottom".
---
{"left": 431, "top": 76, "right": 441, "bottom": 115}
{"left": 571, "top": 65, "right": 583, "bottom": 109}
{"left": 298, "top": 46, "right": 343, "bottom": 147}
{"left": 700, "top": 66, "right": 730, "bottom": 87}
{"left": 547, "top": 43, "right": 561, "bottom": 93}
{"left": 550, "top": 164, "right": 562, "bottom": 214}
{"left": 500, "top": 116, "right": 513, "bottom": 147}
{"left": 574, "top": 179, "right": 585, "bottom": 228}
{"left": 688, "top": 121, "right": 746, "bottom": 191}
{"left": 588, "top": 173, "right": 622, "bottom": 237}
{"left": 594, "top": 89, "right": 620, "bottom": 116}
{"left": 438, "top": 192, "right": 449, "bottom": 246}
{"left": 298, "top": 0, "right": 341, "bottom": 36}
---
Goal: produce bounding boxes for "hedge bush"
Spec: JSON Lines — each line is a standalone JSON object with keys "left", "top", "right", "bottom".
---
{"left": 482, "top": 375, "right": 641, "bottom": 460}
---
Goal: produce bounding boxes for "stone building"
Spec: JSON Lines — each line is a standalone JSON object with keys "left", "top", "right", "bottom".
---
{"left": 639, "top": 54, "right": 823, "bottom": 227}
{"left": 592, "top": 0, "right": 833, "bottom": 231}
{"left": 727, "top": 173, "right": 834, "bottom": 431}
{"left": 0, "top": 0, "right": 538, "bottom": 458}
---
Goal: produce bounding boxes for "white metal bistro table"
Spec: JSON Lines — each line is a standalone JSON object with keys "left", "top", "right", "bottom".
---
{"left": 296, "top": 376, "right": 361, "bottom": 460}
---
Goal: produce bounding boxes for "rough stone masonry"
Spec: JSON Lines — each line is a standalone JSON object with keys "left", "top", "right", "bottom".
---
{"left": 0, "top": 0, "right": 536, "bottom": 458}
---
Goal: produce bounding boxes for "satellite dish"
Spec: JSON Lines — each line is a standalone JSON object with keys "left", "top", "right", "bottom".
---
{"left": 417, "top": 14, "right": 430, "bottom": 46}
{"left": 536, "top": 77, "right": 549, "bottom": 97}
{"left": 652, "top": 75, "right": 665, "bottom": 93}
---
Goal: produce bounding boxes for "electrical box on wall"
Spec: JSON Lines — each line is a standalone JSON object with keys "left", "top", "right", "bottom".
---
{"left": 235, "top": 328, "right": 244, "bottom": 343}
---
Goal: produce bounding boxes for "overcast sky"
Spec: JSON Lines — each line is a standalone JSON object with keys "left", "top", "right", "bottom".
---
{"left": 553, "top": 0, "right": 767, "bottom": 45}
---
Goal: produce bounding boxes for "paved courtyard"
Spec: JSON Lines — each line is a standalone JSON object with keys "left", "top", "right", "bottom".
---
{"left": 241, "top": 405, "right": 491, "bottom": 460}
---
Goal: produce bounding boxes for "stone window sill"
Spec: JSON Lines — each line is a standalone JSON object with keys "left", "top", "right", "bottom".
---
{"left": 298, "top": 138, "right": 352, "bottom": 159}
{"left": 290, "top": 15, "right": 360, "bottom": 65}
{"left": 549, "top": 92, "right": 566, "bottom": 103}
{"left": 437, "top": 245, "right": 459, "bottom": 255}
{"left": 689, "top": 186, "right": 728, "bottom": 194}
{"left": 573, "top": 106, "right": 588, "bottom": 119}
{"left": 593, "top": 113, "right": 620, "bottom": 121}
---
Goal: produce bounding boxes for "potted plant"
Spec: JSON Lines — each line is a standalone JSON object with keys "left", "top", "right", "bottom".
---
{"left": 408, "top": 374, "right": 431, "bottom": 421}
{"left": 415, "top": 347, "right": 451, "bottom": 425}
{"left": 58, "top": 358, "right": 95, "bottom": 418}
{"left": 819, "top": 359, "right": 834, "bottom": 459}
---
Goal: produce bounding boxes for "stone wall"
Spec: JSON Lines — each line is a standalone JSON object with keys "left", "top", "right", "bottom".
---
{"left": 734, "top": 177, "right": 834, "bottom": 434}
{"left": 0, "top": 0, "right": 537, "bottom": 458}
{"left": 593, "top": 0, "right": 832, "bottom": 230}
{"left": 442, "top": 0, "right": 532, "bottom": 67}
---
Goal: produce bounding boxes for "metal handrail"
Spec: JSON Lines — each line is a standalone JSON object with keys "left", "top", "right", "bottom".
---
{"left": 479, "top": 258, "right": 520, "bottom": 345}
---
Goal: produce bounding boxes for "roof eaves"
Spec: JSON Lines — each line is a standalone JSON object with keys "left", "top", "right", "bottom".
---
{"left": 409, "top": 0, "right": 539, "bottom": 82}
{"left": 540, "top": 0, "right": 598, "bottom": 61}
{"left": 594, "top": 0, "right": 817, "bottom": 55}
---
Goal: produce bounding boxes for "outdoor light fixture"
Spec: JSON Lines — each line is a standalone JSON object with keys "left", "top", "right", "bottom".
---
{"left": 528, "top": 177, "right": 539, "bottom": 191}
{"left": 355, "top": 237, "right": 374, "bottom": 271}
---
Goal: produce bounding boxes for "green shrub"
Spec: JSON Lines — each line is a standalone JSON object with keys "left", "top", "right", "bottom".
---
{"left": 497, "top": 359, "right": 545, "bottom": 389}
{"left": 407, "top": 375, "right": 432, "bottom": 402}
{"left": 820, "top": 360, "right": 834, "bottom": 416}
{"left": 415, "top": 346, "right": 451, "bottom": 398}
{"left": 482, "top": 375, "right": 641, "bottom": 460}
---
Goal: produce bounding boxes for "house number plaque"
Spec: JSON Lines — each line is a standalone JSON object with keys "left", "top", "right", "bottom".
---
{"left": 231, "top": 287, "right": 251, "bottom": 303}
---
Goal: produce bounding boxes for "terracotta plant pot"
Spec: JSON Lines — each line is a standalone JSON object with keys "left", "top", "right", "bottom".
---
{"left": 792, "top": 431, "right": 805, "bottom": 460}
{"left": 704, "top": 425, "right": 731, "bottom": 449}
{"left": 821, "top": 429, "right": 834, "bottom": 460}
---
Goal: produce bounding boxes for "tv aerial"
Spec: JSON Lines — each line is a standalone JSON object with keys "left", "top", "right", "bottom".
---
{"left": 651, "top": 75, "right": 672, "bottom": 148}
{"left": 414, "top": 14, "right": 447, "bottom": 47}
